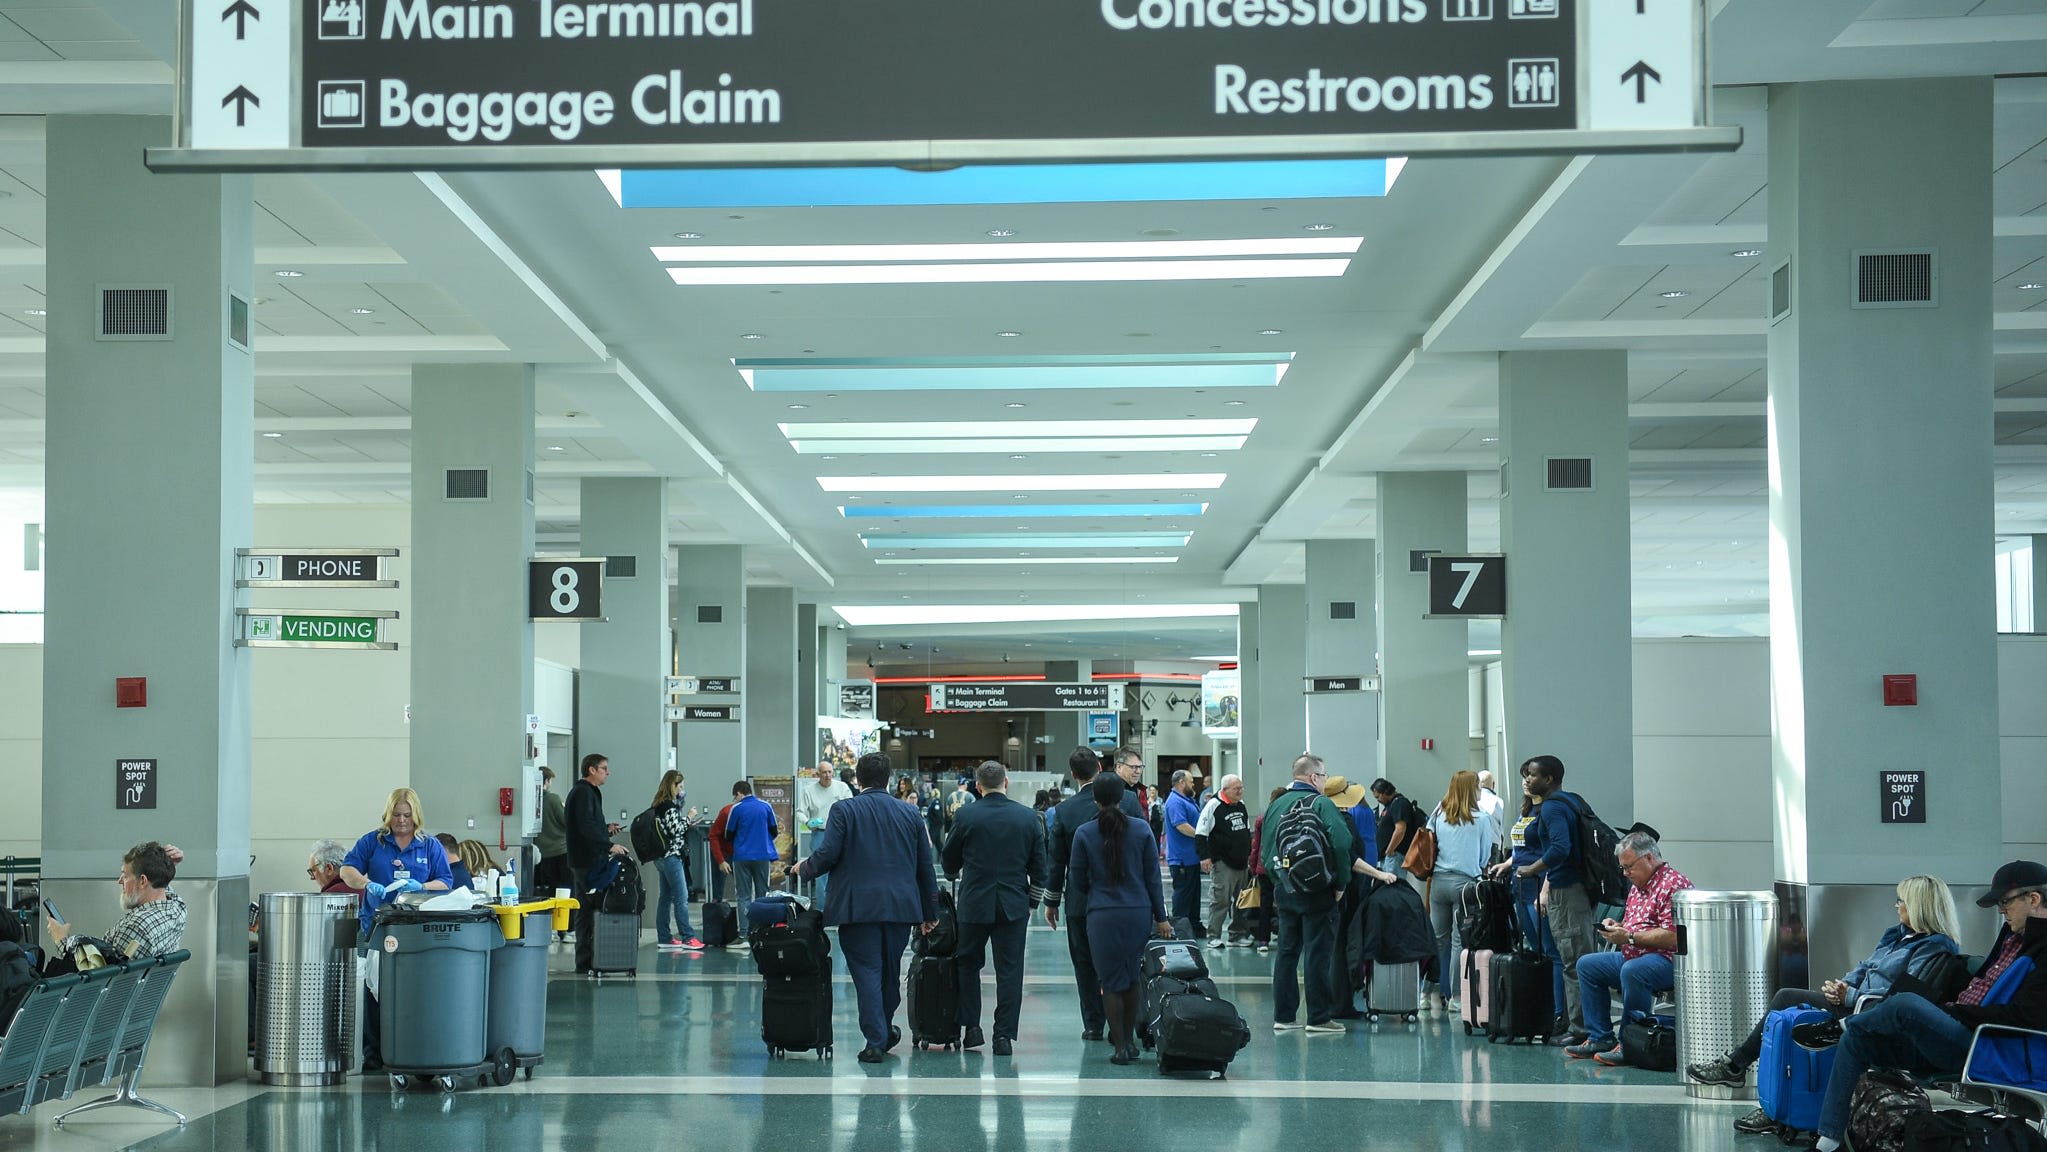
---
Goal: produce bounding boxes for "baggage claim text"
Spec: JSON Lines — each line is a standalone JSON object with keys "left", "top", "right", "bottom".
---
{"left": 365, "top": 0, "right": 1499, "bottom": 142}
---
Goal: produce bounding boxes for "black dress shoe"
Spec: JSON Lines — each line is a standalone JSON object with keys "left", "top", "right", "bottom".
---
{"left": 887, "top": 1026, "right": 902, "bottom": 1052}
{"left": 993, "top": 1036, "right": 1013, "bottom": 1056}
{"left": 962, "top": 1026, "right": 986, "bottom": 1049}
{"left": 1081, "top": 1027, "right": 1106, "bottom": 1041}
{"left": 857, "top": 1047, "right": 886, "bottom": 1064}
{"left": 1110, "top": 1046, "right": 1135, "bottom": 1066}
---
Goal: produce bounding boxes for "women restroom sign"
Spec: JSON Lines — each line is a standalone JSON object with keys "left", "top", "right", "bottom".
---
{"left": 1880, "top": 770, "right": 1925, "bottom": 824}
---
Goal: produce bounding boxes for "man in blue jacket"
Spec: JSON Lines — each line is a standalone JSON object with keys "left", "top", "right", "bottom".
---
{"left": 1501, "top": 754, "right": 1595, "bottom": 1045}
{"left": 723, "top": 780, "right": 780, "bottom": 920}
{"left": 795, "top": 752, "right": 937, "bottom": 1063}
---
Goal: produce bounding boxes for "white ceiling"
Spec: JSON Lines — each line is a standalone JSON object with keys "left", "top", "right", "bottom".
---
{"left": 0, "top": 0, "right": 2045, "bottom": 668}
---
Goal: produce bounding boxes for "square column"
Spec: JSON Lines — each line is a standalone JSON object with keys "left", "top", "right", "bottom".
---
{"left": 1766, "top": 78, "right": 1998, "bottom": 887}
{"left": 797, "top": 602, "right": 820, "bottom": 740}
{"left": 578, "top": 478, "right": 668, "bottom": 794}
{"left": 409, "top": 365, "right": 536, "bottom": 835}
{"left": 1242, "top": 585, "right": 1306, "bottom": 802}
{"left": 1044, "top": 659, "right": 1093, "bottom": 752}
{"left": 746, "top": 585, "right": 799, "bottom": 775}
{"left": 675, "top": 545, "right": 746, "bottom": 798}
{"left": 1305, "top": 539, "right": 1380, "bottom": 766}
{"left": 1375, "top": 473, "right": 1467, "bottom": 795}
{"left": 42, "top": 114, "right": 253, "bottom": 1085}
{"left": 1497, "top": 350, "right": 1633, "bottom": 815}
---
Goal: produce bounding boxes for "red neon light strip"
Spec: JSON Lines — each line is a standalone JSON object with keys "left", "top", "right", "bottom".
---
{"left": 873, "top": 674, "right": 1048, "bottom": 685}
{"left": 1090, "top": 672, "right": 1204, "bottom": 682}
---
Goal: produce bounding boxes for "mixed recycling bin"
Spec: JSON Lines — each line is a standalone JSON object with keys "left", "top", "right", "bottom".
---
{"left": 255, "top": 892, "right": 361, "bottom": 1086}
{"left": 1672, "top": 889, "right": 1780, "bottom": 1101}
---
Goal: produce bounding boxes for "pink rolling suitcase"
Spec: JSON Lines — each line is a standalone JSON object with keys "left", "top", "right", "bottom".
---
{"left": 1460, "top": 948, "right": 1494, "bottom": 1035}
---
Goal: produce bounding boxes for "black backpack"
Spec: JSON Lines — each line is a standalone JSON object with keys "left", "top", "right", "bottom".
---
{"left": 915, "top": 887, "right": 959, "bottom": 958}
{"left": 1272, "top": 794, "right": 1337, "bottom": 897}
{"left": 1904, "top": 1110, "right": 2047, "bottom": 1152}
{"left": 601, "top": 858, "right": 646, "bottom": 914}
{"left": 0, "top": 942, "right": 37, "bottom": 1034}
{"left": 629, "top": 805, "right": 668, "bottom": 864}
{"left": 1557, "top": 792, "right": 1628, "bottom": 907}
{"left": 1457, "top": 878, "right": 1516, "bottom": 954}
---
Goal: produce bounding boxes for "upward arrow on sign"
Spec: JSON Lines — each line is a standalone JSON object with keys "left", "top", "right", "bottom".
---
{"left": 1620, "top": 60, "right": 1661, "bottom": 104}
{"left": 222, "top": 0, "right": 258, "bottom": 38}
{"left": 222, "top": 85, "right": 259, "bottom": 126}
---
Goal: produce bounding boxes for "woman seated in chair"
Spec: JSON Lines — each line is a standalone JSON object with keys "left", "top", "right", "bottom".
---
{"left": 1689, "top": 873, "right": 1960, "bottom": 1136}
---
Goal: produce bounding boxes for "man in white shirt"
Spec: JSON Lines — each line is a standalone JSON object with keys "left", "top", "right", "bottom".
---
{"left": 1477, "top": 770, "right": 1508, "bottom": 853}
{"left": 797, "top": 764, "right": 854, "bottom": 906}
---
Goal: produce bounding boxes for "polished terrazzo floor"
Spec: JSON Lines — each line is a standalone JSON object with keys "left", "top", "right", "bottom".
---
{"left": 2, "top": 924, "right": 1763, "bottom": 1152}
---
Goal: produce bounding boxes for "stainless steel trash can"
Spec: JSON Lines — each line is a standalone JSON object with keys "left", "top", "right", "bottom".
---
{"left": 1673, "top": 889, "right": 1779, "bottom": 1100}
{"left": 255, "top": 892, "right": 361, "bottom": 1086}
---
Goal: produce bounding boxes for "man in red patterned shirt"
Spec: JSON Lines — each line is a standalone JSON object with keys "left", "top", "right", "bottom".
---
{"left": 1567, "top": 830, "right": 1692, "bottom": 1065}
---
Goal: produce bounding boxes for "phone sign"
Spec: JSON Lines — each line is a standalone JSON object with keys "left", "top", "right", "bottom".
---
{"left": 117, "top": 758, "right": 157, "bottom": 810}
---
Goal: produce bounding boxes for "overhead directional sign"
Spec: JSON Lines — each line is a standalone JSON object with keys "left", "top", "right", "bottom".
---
{"left": 668, "top": 675, "right": 739, "bottom": 695}
{"left": 1305, "top": 676, "right": 1380, "bottom": 693}
{"left": 668, "top": 704, "right": 741, "bottom": 722}
{"left": 237, "top": 547, "right": 398, "bottom": 588}
{"left": 1426, "top": 554, "right": 1507, "bottom": 619}
{"left": 236, "top": 607, "right": 399, "bottom": 649}
{"left": 929, "top": 682, "right": 1123, "bottom": 713}
{"left": 152, "top": 0, "right": 1729, "bottom": 170}
{"left": 529, "top": 557, "right": 605, "bottom": 622}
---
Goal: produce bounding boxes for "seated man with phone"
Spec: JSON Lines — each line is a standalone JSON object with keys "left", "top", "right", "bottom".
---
{"left": 42, "top": 842, "right": 187, "bottom": 976}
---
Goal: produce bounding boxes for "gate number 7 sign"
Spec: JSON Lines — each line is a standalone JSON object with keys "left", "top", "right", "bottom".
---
{"left": 1426, "top": 555, "right": 1506, "bottom": 619}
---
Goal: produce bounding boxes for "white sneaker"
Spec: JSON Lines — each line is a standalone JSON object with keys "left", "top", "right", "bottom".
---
{"left": 1208, "top": 938, "right": 1226, "bottom": 949}
{"left": 1273, "top": 1020, "right": 1302, "bottom": 1032}
{"left": 1304, "top": 1021, "right": 1346, "bottom": 1034}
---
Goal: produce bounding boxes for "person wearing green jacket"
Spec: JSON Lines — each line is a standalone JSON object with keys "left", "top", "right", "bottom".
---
{"left": 1260, "top": 753, "right": 1359, "bottom": 1033}
{"left": 533, "top": 766, "right": 570, "bottom": 939}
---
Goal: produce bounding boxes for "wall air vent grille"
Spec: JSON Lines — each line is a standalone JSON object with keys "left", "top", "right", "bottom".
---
{"left": 1853, "top": 250, "right": 1936, "bottom": 308}
{"left": 445, "top": 468, "right": 490, "bottom": 500}
{"left": 1545, "top": 457, "right": 1594, "bottom": 491}
{"left": 608, "top": 555, "right": 637, "bottom": 578}
{"left": 98, "top": 286, "right": 172, "bottom": 340}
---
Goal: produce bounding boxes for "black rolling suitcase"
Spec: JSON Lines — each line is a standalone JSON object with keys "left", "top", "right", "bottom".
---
{"left": 701, "top": 901, "right": 740, "bottom": 948}
{"left": 1140, "top": 974, "right": 1220, "bottom": 1048}
{"left": 905, "top": 952, "right": 960, "bottom": 1050}
{"left": 762, "top": 956, "right": 834, "bottom": 1059}
{"left": 749, "top": 895, "right": 829, "bottom": 978}
{"left": 1152, "top": 986, "right": 1251, "bottom": 1077}
{"left": 1486, "top": 950, "right": 1554, "bottom": 1043}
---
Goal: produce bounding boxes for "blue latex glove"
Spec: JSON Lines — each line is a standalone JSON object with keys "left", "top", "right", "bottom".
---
{"left": 365, "top": 881, "right": 387, "bottom": 904}
{"left": 388, "top": 878, "right": 424, "bottom": 897}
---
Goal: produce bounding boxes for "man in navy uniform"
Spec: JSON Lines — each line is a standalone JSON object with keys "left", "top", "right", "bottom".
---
{"left": 943, "top": 759, "right": 1049, "bottom": 1056}
{"left": 1045, "top": 746, "right": 1146, "bottom": 1041}
{"left": 795, "top": 751, "right": 939, "bottom": 1064}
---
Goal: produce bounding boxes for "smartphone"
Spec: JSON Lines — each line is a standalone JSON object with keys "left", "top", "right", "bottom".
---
{"left": 41, "top": 897, "right": 63, "bottom": 924}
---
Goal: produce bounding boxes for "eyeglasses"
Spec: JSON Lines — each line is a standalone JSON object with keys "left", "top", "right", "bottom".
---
{"left": 1996, "top": 890, "right": 2040, "bottom": 910}
{"left": 306, "top": 868, "right": 322, "bottom": 879}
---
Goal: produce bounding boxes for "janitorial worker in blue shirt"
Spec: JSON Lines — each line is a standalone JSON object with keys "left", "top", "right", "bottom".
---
{"left": 1163, "top": 770, "right": 1205, "bottom": 937}
{"left": 341, "top": 786, "right": 454, "bottom": 1072}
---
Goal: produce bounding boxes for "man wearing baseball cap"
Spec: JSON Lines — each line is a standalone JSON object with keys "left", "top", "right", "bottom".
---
{"left": 1809, "top": 860, "right": 2047, "bottom": 1152}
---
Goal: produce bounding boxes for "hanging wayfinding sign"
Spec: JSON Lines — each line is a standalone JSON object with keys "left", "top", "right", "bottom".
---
{"left": 237, "top": 547, "right": 398, "bottom": 588}
{"left": 530, "top": 557, "right": 605, "bottom": 622}
{"left": 237, "top": 607, "right": 399, "bottom": 649}
{"left": 928, "top": 682, "right": 1122, "bottom": 712}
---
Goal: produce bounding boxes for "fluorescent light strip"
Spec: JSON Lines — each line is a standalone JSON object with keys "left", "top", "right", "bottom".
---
{"left": 859, "top": 533, "right": 1190, "bottom": 549}
{"left": 606, "top": 160, "right": 1398, "bottom": 208}
{"left": 653, "top": 238, "right": 1360, "bottom": 262}
{"left": 668, "top": 259, "right": 1351, "bottom": 286}
{"left": 876, "top": 556, "right": 1182, "bottom": 566}
{"left": 819, "top": 474, "right": 1227, "bottom": 493}
{"left": 783, "top": 419, "right": 1254, "bottom": 438}
{"left": 833, "top": 603, "right": 1238, "bottom": 627}
{"left": 841, "top": 503, "right": 1207, "bottom": 520}
{"left": 739, "top": 360, "right": 1288, "bottom": 393}
{"left": 791, "top": 437, "right": 1245, "bottom": 455}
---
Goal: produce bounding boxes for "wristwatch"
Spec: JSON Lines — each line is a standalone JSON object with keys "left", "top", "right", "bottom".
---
{"left": 1626, "top": 932, "right": 1636, "bottom": 948}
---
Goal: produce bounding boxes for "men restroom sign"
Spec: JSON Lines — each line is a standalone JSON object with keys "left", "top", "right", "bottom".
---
{"left": 1880, "top": 771, "right": 1926, "bottom": 824}
{"left": 117, "top": 759, "right": 157, "bottom": 810}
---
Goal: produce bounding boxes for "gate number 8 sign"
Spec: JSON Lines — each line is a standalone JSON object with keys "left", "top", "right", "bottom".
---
{"left": 529, "top": 558, "right": 604, "bottom": 621}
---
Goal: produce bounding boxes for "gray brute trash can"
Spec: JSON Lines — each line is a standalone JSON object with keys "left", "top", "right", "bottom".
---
{"left": 486, "top": 910, "right": 552, "bottom": 1078}
{"left": 1672, "top": 889, "right": 1779, "bottom": 1100}
{"left": 256, "top": 892, "right": 361, "bottom": 1086}
{"left": 373, "top": 903, "right": 503, "bottom": 1083}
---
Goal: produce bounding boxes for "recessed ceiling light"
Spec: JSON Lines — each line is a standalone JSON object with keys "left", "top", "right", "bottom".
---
{"left": 1303, "top": 223, "right": 1335, "bottom": 232}
{"left": 1009, "top": 454, "right": 1028, "bottom": 460}
{"left": 546, "top": 445, "right": 564, "bottom": 451}
{"left": 273, "top": 269, "right": 304, "bottom": 278}
{"left": 1480, "top": 436, "right": 1498, "bottom": 443}
{"left": 348, "top": 307, "right": 374, "bottom": 315}
{"left": 2019, "top": 282, "right": 2046, "bottom": 291}
{"left": 1223, "top": 400, "right": 1247, "bottom": 407}
{"left": 261, "top": 431, "right": 283, "bottom": 438}
{"left": 1659, "top": 290, "right": 1691, "bottom": 298}
{"left": 847, "top": 495, "right": 862, "bottom": 501}
{"left": 673, "top": 231, "right": 704, "bottom": 240}
{"left": 1199, "top": 452, "right": 1219, "bottom": 458}
{"left": 986, "top": 228, "right": 1016, "bottom": 238}
{"left": 820, "top": 455, "right": 838, "bottom": 460}
{"left": 741, "top": 332, "right": 766, "bottom": 340}
{"left": 1258, "top": 328, "right": 1282, "bottom": 336}
{"left": 995, "top": 330, "right": 1023, "bottom": 338}
{"left": 1730, "top": 249, "right": 1762, "bottom": 258}
{"left": 22, "top": 308, "right": 45, "bottom": 317}
{"left": 1004, "top": 402, "right": 1026, "bottom": 409}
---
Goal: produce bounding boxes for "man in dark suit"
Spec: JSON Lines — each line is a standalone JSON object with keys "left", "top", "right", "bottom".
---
{"left": 1044, "top": 746, "right": 1147, "bottom": 1040}
{"left": 942, "top": 759, "right": 1048, "bottom": 1056}
{"left": 795, "top": 751, "right": 938, "bottom": 1063}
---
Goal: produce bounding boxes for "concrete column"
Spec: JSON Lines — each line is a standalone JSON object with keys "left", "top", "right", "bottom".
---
{"left": 1375, "top": 473, "right": 1467, "bottom": 798}
{"left": 796, "top": 602, "right": 820, "bottom": 744}
{"left": 577, "top": 478, "right": 667, "bottom": 796}
{"left": 1246, "top": 585, "right": 1307, "bottom": 802}
{"left": 675, "top": 545, "right": 745, "bottom": 797}
{"left": 410, "top": 364, "right": 536, "bottom": 841}
{"left": 1497, "top": 350, "right": 1633, "bottom": 818}
{"left": 1044, "top": 659, "right": 1093, "bottom": 753}
{"left": 746, "top": 585, "right": 799, "bottom": 776}
{"left": 42, "top": 114, "right": 253, "bottom": 1085}
{"left": 2032, "top": 536, "right": 2046, "bottom": 631}
{"left": 1766, "top": 78, "right": 1998, "bottom": 890}
{"left": 1305, "top": 540, "right": 1379, "bottom": 777}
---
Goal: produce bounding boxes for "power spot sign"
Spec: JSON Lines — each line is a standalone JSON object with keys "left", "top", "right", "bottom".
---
{"left": 117, "top": 759, "right": 157, "bottom": 810}
{"left": 1880, "top": 771, "right": 1925, "bottom": 825}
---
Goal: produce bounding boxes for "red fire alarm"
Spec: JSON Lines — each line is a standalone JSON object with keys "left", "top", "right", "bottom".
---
{"left": 115, "top": 677, "right": 147, "bottom": 708}
{"left": 1882, "top": 675, "right": 1917, "bottom": 707}
{"left": 1420, "top": 737, "right": 1435, "bottom": 751}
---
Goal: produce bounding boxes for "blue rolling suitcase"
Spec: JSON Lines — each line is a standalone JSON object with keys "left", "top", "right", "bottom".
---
{"left": 1758, "top": 1007, "right": 1835, "bottom": 1139}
